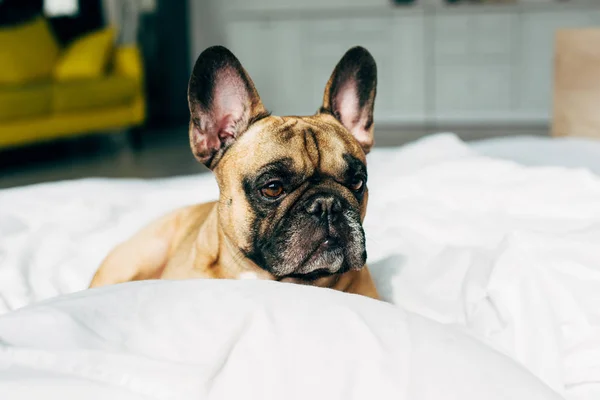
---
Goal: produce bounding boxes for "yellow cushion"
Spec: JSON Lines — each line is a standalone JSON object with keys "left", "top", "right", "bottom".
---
{"left": 0, "top": 84, "right": 53, "bottom": 121}
{"left": 114, "top": 46, "right": 144, "bottom": 82}
{"left": 54, "top": 27, "right": 116, "bottom": 81}
{"left": 0, "top": 17, "right": 60, "bottom": 85}
{"left": 53, "top": 75, "right": 138, "bottom": 113}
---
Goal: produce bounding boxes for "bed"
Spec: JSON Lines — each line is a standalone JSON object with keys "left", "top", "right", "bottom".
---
{"left": 1, "top": 133, "right": 599, "bottom": 400}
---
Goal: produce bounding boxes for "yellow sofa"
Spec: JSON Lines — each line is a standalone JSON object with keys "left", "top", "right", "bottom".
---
{"left": 0, "top": 17, "right": 145, "bottom": 149}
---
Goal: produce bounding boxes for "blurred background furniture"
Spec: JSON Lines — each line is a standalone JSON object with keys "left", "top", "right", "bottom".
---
{"left": 0, "top": 17, "right": 145, "bottom": 149}
{"left": 2, "top": 0, "right": 600, "bottom": 188}
{"left": 552, "top": 28, "right": 600, "bottom": 139}
{"left": 0, "top": 0, "right": 145, "bottom": 150}
{"left": 196, "top": 0, "right": 600, "bottom": 140}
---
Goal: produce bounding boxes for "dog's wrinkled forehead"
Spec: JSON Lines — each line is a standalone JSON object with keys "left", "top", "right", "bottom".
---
{"left": 217, "top": 114, "right": 366, "bottom": 180}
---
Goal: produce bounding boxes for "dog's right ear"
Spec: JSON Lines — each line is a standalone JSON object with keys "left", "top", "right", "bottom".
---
{"left": 187, "top": 46, "right": 268, "bottom": 169}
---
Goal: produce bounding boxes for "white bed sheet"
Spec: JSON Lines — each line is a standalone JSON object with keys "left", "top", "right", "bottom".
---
{"left": 1, "top": 133, "right": 600, "bottom": 399}
{"left": 473, "top": 135, "right": 600, "bottom": 174}
{"left": 0, "top": 280, "right": 560, "bottom": 400}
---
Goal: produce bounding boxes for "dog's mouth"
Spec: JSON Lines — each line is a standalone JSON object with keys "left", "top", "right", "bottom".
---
{"left": 282, "top": 262, "right": 350, "bottom": 282}
{"left": 279, "top": 238, "right": 348, "bottom": 280}
{"left": 281, "top": 269, "right": 336, "bottom": 282}
{"left": 305, "top": 237, "right": 341, "bottom": 260}
{"left": 251, "top": 209, "right": 367, "bottom": 279}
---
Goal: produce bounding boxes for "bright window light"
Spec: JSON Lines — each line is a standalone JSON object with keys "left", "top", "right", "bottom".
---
{"left": 44, "top": 0, "right": 79, "bottom": 17}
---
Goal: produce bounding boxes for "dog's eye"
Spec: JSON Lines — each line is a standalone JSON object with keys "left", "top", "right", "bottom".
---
{"left": 261, "top": 181, "right": 284, "bottom": 199}
{"left": 349, "top": 178, "right": 364, "bottom": 192}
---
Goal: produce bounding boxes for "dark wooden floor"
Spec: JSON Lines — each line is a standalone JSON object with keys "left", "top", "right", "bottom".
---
{"left": 0, "top": 125, "right": 548, "bottom": 189}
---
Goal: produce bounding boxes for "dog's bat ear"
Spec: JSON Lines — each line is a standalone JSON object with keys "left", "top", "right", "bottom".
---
{"left": 320, "top": 46, "right": 377, "bottom": 154}
{"left": 187, "top": 46, "right": 268, "bottom": 168}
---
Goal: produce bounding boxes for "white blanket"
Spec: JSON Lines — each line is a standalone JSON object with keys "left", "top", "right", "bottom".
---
{"left": 0, "top": 280, "right": 559, "bottom": 400}
{"left": 1, "top": 133, "right": 600, "bottom": 399}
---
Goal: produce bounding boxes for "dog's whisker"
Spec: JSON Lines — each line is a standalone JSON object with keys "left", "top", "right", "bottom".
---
{"left": 231, "top": 248, "right": 248, "bottom": 272}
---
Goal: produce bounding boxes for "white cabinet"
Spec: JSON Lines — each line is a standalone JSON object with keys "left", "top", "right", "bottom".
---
{"left": 303, "top": 14, "right": 425, "bottom": 122}
{"left": 434, "top": 14, "right": 471, "bottom": 59}
{"left": 225, "top": 12, "right": 427, "bottom": 123}
{"left": 518, "top": 11, "right": 600, "bottom": 120}
{"left": 215, "top": 3, "right": 600, "bottom": 126}
{"left": 390, "top": 13, "right": 427, "bottom": 123}
{"left": 226, "top": 20, "right": 275, "bottom": 100}
{"left": 432, "top": 12, "right": 516, "bottom": 122}
{"left": 304, "top": 17, "right": 395, "bottom": 115}
{"left": 472, "top": 14, "right": 514, "bottom": 56}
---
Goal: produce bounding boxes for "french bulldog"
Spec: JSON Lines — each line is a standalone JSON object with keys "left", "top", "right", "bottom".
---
{"left": 90, "top": 45, "right": 379, "bottom": 299}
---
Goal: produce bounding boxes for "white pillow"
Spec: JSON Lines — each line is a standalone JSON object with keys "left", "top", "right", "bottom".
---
{"left": 0, "top": 280, "right": 560, "bottom": 400}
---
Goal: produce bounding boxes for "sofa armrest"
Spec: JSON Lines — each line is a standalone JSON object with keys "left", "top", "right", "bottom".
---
{"left": 114, "top": 45, "right": 144, "bottom": 84}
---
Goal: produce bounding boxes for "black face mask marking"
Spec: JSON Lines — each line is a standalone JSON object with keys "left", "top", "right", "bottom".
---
{"left": 241, "top": 146, "right": 368, "bottom": 278}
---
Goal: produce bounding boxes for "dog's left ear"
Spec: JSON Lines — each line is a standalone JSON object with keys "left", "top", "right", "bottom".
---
{"left": 320, "top": 46, "right": 377, "bottom": 154}
{"left": 187, "top": 46, "right": 268, "bottom": 169}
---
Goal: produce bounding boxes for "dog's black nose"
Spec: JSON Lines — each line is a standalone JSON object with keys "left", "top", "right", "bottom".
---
{"left": 305, "top": 195, "right": 342, "bottom": 221}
